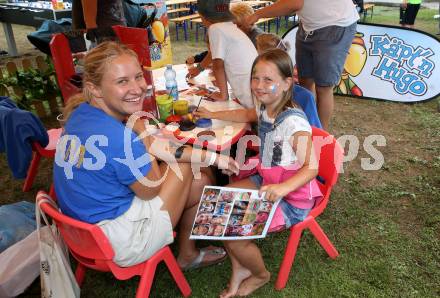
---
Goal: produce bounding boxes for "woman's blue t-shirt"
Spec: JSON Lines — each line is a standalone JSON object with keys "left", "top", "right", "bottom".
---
{"left": 53, "top": 103, "right": 151, "bottom": 223}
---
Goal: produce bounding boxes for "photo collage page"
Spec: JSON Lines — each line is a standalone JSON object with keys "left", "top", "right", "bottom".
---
{"left": 190, "top": 186, "right": 279, "bottom": 240}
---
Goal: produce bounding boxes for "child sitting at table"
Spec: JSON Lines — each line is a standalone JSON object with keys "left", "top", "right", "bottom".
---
{"left": 187, "top": 2, "right": 263, "bottom": 80}
{"left": 196, "top": 0, "right": 258, "bottom": 109}
{"left": 217, "top": 49, "right": 323, "bottom": 298}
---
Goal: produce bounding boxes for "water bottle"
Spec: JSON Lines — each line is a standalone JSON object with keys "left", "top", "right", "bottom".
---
{"left": 164, "top": 64, "right": 178, "bottom": 101}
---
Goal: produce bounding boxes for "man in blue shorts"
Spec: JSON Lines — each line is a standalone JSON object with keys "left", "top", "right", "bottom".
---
{"left": 246, "top": 0, "right": 359, "bottom": 130}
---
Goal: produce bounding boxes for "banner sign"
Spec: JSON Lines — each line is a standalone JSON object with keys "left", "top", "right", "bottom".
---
{"left": 135, "top": 0, "right": 173, "bottom": 69}
{"left": 283, "top": 23, "right": 440, "bottom": 103}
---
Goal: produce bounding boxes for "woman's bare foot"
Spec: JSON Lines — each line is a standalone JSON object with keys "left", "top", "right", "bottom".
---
{"left": 236, "top": 271, "right": 270, "bottom": 296}
{"left": 219, "top": 268, "right": 252, "bottom": 298}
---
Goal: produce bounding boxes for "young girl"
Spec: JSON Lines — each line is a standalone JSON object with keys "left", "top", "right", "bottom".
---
{"left": 219, "top": 49, "right": 323, "bottom": 298}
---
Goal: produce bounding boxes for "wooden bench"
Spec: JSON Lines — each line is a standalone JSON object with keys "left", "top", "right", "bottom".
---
{"left": 363, "top": 3, "right": 375, "bottom": 21}
{"left": 167, "top": 7, "right": 190, "bottom": 14}
{"left": 169, "top": 13, "right": 199, "bottom": 40}
{"left": 189, "top": 18, "right": 207, "bottom": 42}
{"left": 255, "top": 17, "right": 280, "bottom": 34}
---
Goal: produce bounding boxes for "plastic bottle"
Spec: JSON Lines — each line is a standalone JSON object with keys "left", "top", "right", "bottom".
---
{"left": 164, "top": 64, "right": 178, "bottom": 101}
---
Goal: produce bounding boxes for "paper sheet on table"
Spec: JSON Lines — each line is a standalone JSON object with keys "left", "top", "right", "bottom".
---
{"left": 153, "top": 65, "right": 216, "bottom": 91}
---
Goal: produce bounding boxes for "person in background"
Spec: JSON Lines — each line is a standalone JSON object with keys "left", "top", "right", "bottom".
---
{"left": 187, "top": 1, "right": 264, "bottom": 88}
{"left": 195, "top": 0, "right": 258, "bottom": 109}
{"left": 54, "top": 42, "right": 239, "bottom": 269}
{"left": 255, "top": 33, "right": 291, "bottom": 54}
{"left": 401, "top": 0, "right": 422, "bottom": 28}
{"left": 230, "top": 1, "right": 264, "bottom": 47}
{"left": 72, "top": 0, "right": 125, "bottom": 45}
{"left": 245, "top": 0, "right": 359, "bottom": 130}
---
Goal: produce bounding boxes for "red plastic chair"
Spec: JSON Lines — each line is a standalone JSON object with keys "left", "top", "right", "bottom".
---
{"left": 36, "top": 191, "right": 191, "bottom": 298}
{"left": 275, "top": 126, "right": 344, "bottom": 290}
{"left": 22, "top": 128, "right": 62, "bottom": 193}
{"left": 49, "top": 33, "right": 81, "bottom": 103}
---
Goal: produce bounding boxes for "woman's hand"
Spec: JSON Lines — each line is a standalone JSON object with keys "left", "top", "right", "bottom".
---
{"left": 193, "top": 107, "right": 213, "bottom": 119}
{"left": 259, "top": 183, "right": 291, "bottom": 202}
{"left": 215, "top": 154, "right": 239, "bottom": 176}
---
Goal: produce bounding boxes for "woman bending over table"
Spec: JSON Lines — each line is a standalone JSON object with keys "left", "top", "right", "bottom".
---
{"left": 53, "top": 41, "right": 239, "bottom": 269}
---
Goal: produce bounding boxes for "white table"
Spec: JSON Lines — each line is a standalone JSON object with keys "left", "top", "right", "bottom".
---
{"left": 151, "top": 64, "right": 250, "bottom": 152}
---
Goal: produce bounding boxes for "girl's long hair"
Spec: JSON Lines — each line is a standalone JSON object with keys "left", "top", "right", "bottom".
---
{"left": 251, "top": 49, "right": 298, "bottom": 117}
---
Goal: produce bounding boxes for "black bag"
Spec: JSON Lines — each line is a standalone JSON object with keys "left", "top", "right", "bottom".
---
{"left": 27, "top": 18, "right": 86, "bottom": 55}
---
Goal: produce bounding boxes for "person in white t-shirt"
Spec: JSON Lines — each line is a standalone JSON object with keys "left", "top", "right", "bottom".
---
{"left": 246, "top": 0, "right": 359, "bottom": 130}
{"left": 196, "top": 0, "right": 258, "bottom": 109}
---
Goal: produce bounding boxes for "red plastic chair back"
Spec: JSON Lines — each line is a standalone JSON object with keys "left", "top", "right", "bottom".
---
{"left": 37, "top": 192, "right": 114, "bottom": 266}
{"left": 112, "top": 25, "right": 151, "bottom": 68}
{"left": 274, "top": 127, "right": 342, "bottom": 290}
{"left": 49, "top": 33, "right": 81, "bottom": 103}
{"left": 310, "top": 127, "right": 344, "bottom": 217}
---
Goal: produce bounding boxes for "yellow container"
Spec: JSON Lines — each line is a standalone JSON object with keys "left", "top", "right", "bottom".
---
{"left": 155, "top": 94, "right": 173, "bottom": 122}
{"left": 173, "top": 100, "right": 189, "bottom": 116}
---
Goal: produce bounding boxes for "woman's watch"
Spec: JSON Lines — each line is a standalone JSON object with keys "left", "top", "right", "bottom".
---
{"left": 196, "top": 63, "right": 204, "bottom": 72}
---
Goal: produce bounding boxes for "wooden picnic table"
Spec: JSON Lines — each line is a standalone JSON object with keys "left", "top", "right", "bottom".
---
{"left": 244, "top": 1, "right": 273, "bottom": 8}
{"left": 165, "top": 0, "right": 197, "bottom": 6}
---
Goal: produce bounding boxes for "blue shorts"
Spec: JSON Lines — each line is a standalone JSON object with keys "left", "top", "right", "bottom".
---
{"left": 295, "top": 22, "right": 357, "bottom": 87}
{"left": 249, "top": 174, "right": 311, "bottom": 229}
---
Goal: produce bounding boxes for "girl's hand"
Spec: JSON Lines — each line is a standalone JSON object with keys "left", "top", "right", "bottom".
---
{"left": 215, "top": 154, "right": 239, "bottom": 176}
{"left": 259, "top": 183, "right": 290, "bottom": 202}
{"left": 193, "top": 107, "right": 213, "bottom": 119}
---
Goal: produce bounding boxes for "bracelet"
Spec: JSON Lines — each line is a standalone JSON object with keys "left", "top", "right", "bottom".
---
{"left": 174, "top": 145, "right": 186, "bottom": 159}
{"left": 207, "top": 152, "right": 217, "bottom": 166}
{"left": 196, "top": 63, "right": 204, "bottom": 72}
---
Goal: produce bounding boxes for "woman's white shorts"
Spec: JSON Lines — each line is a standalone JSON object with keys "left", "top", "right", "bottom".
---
{"left": 97, "top": 196, "right": 174, "bottom": 267}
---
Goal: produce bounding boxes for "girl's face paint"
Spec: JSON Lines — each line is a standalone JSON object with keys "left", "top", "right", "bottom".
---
{"left": 251, "top": 60, "right": 291, "bottom": 110}
{"left": 269, "top": 84, "right": 277, "bottom": 94}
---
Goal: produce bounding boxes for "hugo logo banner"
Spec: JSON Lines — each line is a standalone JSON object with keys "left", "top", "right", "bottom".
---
{"left": 283, "top": 23, "right": 440, "bottom": 103}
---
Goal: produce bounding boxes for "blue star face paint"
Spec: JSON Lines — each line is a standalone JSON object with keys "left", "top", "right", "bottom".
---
{"left": 269, "top": 84, "right": 277, "bottom": 93}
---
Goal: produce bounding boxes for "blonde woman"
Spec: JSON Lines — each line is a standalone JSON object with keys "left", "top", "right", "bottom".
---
{"left": 54, "top": 41, "right": 238, "bottom": 269}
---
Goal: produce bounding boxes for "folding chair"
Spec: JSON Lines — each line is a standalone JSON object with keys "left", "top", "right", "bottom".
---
{"left": 36, "top": 190, "right": 191, "bottom": 298}
{"left": 275, "top": 126, "right": 343, "bottom": 290}
{"left": 49, "top": 33, "right": 81, "bottom": 103}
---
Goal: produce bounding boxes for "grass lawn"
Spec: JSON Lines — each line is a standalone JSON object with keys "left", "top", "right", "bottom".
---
{"left": 1, "top": 6, "right": 439, "bottom": 298}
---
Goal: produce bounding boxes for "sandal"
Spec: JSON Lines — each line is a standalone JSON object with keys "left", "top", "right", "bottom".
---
{"left": 181, "top": 246, "right": 227, "bottom": 271}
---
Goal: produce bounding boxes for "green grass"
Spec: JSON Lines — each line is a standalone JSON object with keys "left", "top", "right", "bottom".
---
{"left": 2, "top": 6, "right": 439, "bottom": 298}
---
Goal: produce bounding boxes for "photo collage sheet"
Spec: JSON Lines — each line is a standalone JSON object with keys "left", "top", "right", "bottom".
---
{"left": 190, "top": 186, "right": 280, "bottom": 240}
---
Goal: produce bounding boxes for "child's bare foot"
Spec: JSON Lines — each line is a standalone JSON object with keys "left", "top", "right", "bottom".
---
{"left": 236, "top": 271, "right": 270, "bottom": 296}
{"left": 219, "top": 268, "right": 252, "bottom": 298}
